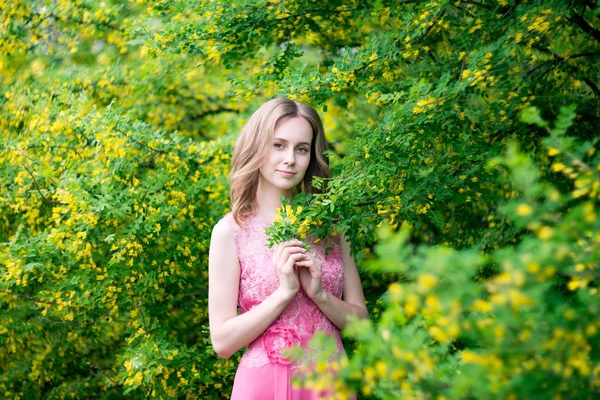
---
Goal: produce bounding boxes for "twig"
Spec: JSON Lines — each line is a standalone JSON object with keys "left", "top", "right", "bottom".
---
{"left": 276, "top": 7, "right": 358, "bottom": 21}
{"left": 569, "top": 11, "right": 600, "bottom": 43}
{"left": 20, "top": 164, "right": 57, "bottom": 205}
{"left": 26, "top": 144, "right": 80, "bottom": 151}
{"left": 500, "top": 0, "right": 522, "bottom": 19}
{"left": 87, "top": 361, "right": 120, "bottom": 386}
{"left": 460, "top": 0, "right": 492, "bottom": 9}
{"left": 189, "top": 107, "right": 237, "bottom": 120}
{"left": 37, "top": 309, "right": 112, "bottom": 327}
{"left": 568, "top": 51, "right": 600, "bottom": 60}
{"left": 583, "top": 78, "right": 600, "bottom": 96}
{"left": 459, "top": 51, "right": 469, "bottom": 80}
{"left": 32, "top": 11, "right": 121, "bottom": 31}
{"left": 96, "top": 120, "right": 168, "bottom": 156}
{"left": 0, "top": 289, "right": 57, "bottom": 305}
{"left": 138, "top": 301, "right": 149, "bottom": 335}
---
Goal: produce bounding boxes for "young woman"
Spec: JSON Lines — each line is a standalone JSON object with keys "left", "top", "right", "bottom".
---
{"left": 208, "top": 97, "right": 368, "bottom": 399}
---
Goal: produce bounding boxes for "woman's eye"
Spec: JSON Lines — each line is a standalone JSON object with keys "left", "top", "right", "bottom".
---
{"left": 274, "top": 143, "right": 284, "bottom": 149}
{"left": 297, "top": 147, "right": 309, "bottom": 154}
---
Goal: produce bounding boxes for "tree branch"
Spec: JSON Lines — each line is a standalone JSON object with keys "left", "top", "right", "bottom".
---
{"left": 568, "top": 11, "right": 600, "bottom": 43}
{"left": 0, "top": 289, "right": 58, "bottom": 305}
{"left": 583, "top": 77, "right": 600, "bottom": 96}
{"left": 19, "top": 164, "right": 57, "bottom": 205}
{"left": 37, "top": 309, "right": 112, "bottom": 327}
{"left": 276, "top": 7, "right": 358, "bottom": 21}
{"left": 138, "top": 301, "right": 150, "bottom": 335}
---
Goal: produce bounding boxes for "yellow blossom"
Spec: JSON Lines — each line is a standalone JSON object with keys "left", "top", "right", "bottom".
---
{"left": 516, "top": 203, "right": 533, "bottom": 216}
{"left": 417, "top": 273, "right": 438, "bottom": 291}
{"left": 537, "top": 226, "right": 554, "bottom": 240}
{"left": 552, "top": 163, "right": 565, "bottom": 172}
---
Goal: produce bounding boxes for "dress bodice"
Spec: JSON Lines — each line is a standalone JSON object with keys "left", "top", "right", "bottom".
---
{"left": 223, "top": 212, "right": 346, "bottom": 368}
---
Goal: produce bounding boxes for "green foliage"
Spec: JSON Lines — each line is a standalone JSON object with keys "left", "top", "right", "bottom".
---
{"left": 1, "top": 0, "right": 599, "bottom": 398}
{"left": 0, "top": 92, "right": 234, "bottom": 398}
{"left": 301, "top": 109, "right": 600, "bottom": 399}
{"left": 264, "top": 197, "right": 312, "bottom": 251}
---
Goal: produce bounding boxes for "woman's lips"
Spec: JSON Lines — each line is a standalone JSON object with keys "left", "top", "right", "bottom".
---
{"left": 277, "top": 170, "right": 296, "bottom": 177}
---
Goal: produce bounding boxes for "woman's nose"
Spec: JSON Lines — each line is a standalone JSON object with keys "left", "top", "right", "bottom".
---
{"left": 283, "top": 149, "right": 295, "bottom": 165}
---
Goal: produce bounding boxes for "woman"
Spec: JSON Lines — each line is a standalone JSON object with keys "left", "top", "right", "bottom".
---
{"left": 208, "top": 97, "right": 368, "bottom": 399}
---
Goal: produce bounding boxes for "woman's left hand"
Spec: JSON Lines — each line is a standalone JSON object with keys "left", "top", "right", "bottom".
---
{"left": 296, "top": 250, "right": 325, "bottom": 302}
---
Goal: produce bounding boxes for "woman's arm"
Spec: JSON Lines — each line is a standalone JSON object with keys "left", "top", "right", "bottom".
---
{"left": 298, "top": 233, "right": 369, "bottom": 330}
{"left": 208, "top": 219, "right": 303, "bottom": 359}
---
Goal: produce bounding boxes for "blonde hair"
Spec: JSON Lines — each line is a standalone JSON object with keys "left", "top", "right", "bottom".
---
{"left": 230, "top": 97, "right": 331, "bottom": 226}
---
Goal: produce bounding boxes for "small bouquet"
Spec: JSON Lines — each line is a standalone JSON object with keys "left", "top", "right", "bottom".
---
{"left": 265, "top": 198, "right": 311, "bottom": 251}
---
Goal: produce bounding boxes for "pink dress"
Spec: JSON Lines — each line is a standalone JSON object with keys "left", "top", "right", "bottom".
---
{"left": 223, "top": 212, "right": 348, "bottom": 400}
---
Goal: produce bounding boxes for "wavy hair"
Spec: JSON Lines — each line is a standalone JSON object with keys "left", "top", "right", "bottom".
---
{"left": 230, "top": 97, "right": 331, "bottom": 226}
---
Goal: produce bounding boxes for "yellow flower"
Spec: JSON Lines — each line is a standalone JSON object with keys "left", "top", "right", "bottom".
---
{"left": 516, "top": 203, "right": 533, "bottom": 216}
{"left": 404, "top": 294, "right": 420, "bottom": 316}
{"left": 429, "top": 325, "right": 450, "bottom": 342}
{"left": 298, "top": 220, "right": 310, "bottom": 239}
{"left": 417, "top": 273, "right": 438, "bottom": 291}
{"left": 388, "top": 282, "right": 402, "bottom": 302}
{"left": 471, "top": 299, "right": 492, "bottom": 312}
{"left": 552, "top": 163, "right": 565, "bottom": 172}
{"left": 375, "top": 361, "right": 387, "bottom": 377}
{"left": 537, "top": 226, "right": 554, "bottom": 240}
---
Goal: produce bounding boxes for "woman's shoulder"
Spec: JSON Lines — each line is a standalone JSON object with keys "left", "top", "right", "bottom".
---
{"left": 211, "top": 213, "right": 236, "bottom": 240}
{"left": 212, "top": 211, "right": 253, "bottom": 236}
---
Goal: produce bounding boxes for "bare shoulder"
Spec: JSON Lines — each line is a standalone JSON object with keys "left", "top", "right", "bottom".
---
{"left": 209, "top": 216, "right": 239, "bottom": 273}
{"left": 210, "top": 217, "right": 237, "bottom": 253}
{"left": 212, "top": 217, "right": 233, "bottom": 240}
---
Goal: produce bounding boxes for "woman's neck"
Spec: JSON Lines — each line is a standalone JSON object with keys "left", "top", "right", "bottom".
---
{"left": 255, "top": 180, "right": 293, "bottom": 222}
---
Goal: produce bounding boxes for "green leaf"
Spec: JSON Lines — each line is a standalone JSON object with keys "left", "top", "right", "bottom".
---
{"left": 520, "top": 106, "right": 547, "bottom": 128}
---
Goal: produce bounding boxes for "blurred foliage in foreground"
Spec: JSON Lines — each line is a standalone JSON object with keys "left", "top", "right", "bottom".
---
{"left": 301, "top": 106, "right": 600, "bottom": 399}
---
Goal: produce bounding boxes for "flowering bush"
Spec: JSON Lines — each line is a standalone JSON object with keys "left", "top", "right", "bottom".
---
{"left": 299, "top": 107, "right": 600, "bottom": 399}
{"left": 265, "top": 198, "right": 312, "bottom": 251}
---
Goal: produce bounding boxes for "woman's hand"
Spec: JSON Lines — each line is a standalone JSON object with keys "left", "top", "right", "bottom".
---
{"left": 271, "top": 240, "right": 307, "bottom": 297}
{"left": 296, "top": 250, "right": 325, "bottom": 302}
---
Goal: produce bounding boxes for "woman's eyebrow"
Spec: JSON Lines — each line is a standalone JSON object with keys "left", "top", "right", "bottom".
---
{"left": 273, "top": 138, "right": 312, "bottom": 147}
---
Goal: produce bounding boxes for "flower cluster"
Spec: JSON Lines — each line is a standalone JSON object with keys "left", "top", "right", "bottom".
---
{"left": 265, "top": 198, "right": 311, "bottom": 251}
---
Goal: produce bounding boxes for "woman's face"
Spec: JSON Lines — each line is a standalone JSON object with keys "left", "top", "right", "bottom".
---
{"left": 259, "top": 116, "right": 313, "bottom": 193}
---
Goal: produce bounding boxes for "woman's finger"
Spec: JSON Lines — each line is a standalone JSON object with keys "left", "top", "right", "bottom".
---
{"left": 273, "top": 241, "right": 301, "bottom": 259}
{"left": 280, "top": 246, "right": 307, "bottom": 260}
{"left": 280, "top": 239, "right": 304, "bottom": 248}
{"left": 275, "top": 246, "right": 306, "bottom": 271}
{"left": 294, "top": 257, "right": 314, "bottom": 267}
{"left": 283, "top": 253, "right": 306, "bottom": 274}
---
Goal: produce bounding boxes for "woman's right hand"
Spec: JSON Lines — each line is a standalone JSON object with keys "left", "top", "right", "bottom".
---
{"left": 271, "top": 239, "right": 307, "bottom": 296}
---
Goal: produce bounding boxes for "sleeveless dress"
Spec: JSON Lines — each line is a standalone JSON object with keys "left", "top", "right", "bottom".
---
{"left": 223, "top": 212, "right": 348, "bottom": 400}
